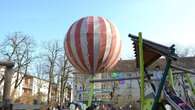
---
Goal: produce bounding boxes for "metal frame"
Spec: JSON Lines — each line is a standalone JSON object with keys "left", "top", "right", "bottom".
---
{"left": 88, "top": 75, "right": 94, "bottom": 107}
{"left": 89, "top": 75, "right": 153, "bottom": 83}
{"left": 138, "top": 32, "right": 145, "bottom": 110}
{"left": 171, "top": 64, "right": 195, "bottom": 95}
{"left": 129, "top": 33, "right": 177, "bottom": 109}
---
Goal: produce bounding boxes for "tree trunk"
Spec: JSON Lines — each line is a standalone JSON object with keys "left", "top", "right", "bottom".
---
{"left": 47, "top": 81, "right": 51, "bottom": 104}
{"left": 11, "top": 89, "right": 17, "bottom": 99}
{"left": 47, "top": 63, "right": 54, "bottom": 105}
{"left": 60, "top": 77, "right": 64, "bottom": 106}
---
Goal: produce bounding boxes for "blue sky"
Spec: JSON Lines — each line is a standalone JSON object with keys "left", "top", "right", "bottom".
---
{"left": 1, "top": 0, "right": 195, "bottom": 59}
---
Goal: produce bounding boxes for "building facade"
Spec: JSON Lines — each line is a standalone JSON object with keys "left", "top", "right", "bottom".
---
{"left": 73, "top": 57, "right": 195, "bottom": 107}
{"left": 0, "top": 69, "right": 74, "bottom": 104}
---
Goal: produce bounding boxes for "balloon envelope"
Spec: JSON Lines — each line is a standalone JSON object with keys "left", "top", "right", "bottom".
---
{"left": 64, "top": 16, "right": 121, "bottom": 74}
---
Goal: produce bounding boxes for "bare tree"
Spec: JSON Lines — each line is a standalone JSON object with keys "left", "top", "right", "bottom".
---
{"left": 43, "top": 41, "right": 62, "bottom": 104}
{"left": 176, "top": 47, "right": 195, "bottom": 57}
{"left": 37, "top": 40, "right": 73, "bottom": 106}
{"left": 35, "top": 60, "right": 48, "bottom": 102}
{"left": 36, "top": 62, "right": 43, "bottom": 93}
{"left": 56, "top": 55, "right": 72, "bottom": 106}
{"left": 0, "top": 32, "right": 35, "bottom": 99}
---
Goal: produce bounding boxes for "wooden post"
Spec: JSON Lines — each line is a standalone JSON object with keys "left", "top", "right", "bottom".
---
{"left": 0, "top": 61, "right": 14, "bottom": 109}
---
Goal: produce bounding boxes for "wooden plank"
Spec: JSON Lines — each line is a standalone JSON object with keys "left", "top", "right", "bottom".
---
{"left": 171, "top": 64, "right": 195, "bottom": 75}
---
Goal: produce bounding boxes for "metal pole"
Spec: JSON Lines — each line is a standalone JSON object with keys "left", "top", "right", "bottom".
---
{"left": 152, "top": 59, "right": 171, "bottom": 110}
{"left": 168, "top": 68, "right": 174, "bottom": 88}
{"left": 152, "top": 46, "right": 175, "bottom": 110}
{"left": 138, "top": 32, "right": 145, "bottom": 110}
{"left": 90, "top": 75, "right": 153, "bottom": 83}
{"left": 88, "top": 75, "right": 94, "bottom": 107}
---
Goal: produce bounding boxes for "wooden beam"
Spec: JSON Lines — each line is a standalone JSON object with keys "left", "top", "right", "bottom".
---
{"left": 0, "top": 61, "right": 14, "bottom": 68}
{"left": 171, "top": 64, "right": 195, "bottom": 75}
{"left": 90, "top": 74, "right": 153, "bottom": 83}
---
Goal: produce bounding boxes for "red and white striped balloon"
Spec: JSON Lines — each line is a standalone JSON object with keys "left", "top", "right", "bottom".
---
{"left": 64, "top": 16, "right": 121, "bottom": 74}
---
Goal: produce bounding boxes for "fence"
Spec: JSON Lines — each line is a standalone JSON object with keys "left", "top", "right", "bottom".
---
{"left": 0, "top": 103, "right": 42, "bottom": 110}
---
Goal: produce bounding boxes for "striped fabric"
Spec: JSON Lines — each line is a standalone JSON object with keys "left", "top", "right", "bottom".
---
{"left": 64, "top": 16, "right": 121, "bottom": 74}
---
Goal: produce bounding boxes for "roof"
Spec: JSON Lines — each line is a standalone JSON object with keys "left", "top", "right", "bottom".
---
{"left": 129, "top": 34, "right": 178, "bottom": 67}
{"left": 113, "top": 57, "right": 195, "bottom": 72}
{"left": 0, "top": 61, "right": 15, "bottom": 68}
{"left": 113, "top": 60, "right": 137, "bottom": 72}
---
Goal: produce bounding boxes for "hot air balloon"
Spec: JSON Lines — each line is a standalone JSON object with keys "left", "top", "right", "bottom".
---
{"left": 64, "top": 16, "right": 121, "bottom": 74}
{"left": 64, "top": 16, "right": 121, "bottom": 106}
